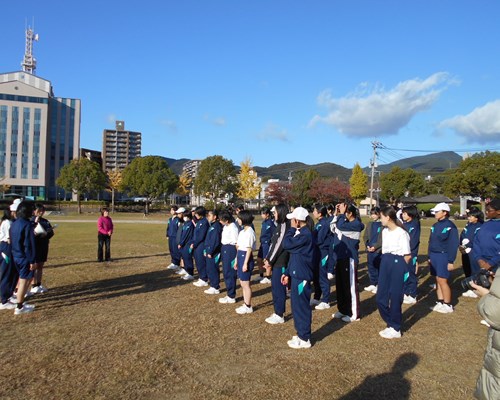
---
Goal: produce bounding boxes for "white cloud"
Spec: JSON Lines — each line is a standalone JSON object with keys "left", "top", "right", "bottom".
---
{"left": 439, "top": 100, "right": 500, "bottom": 143}
{"left": 256, "top": 123, "right": 290, "bottom": 142}
{"left": 203, "top": 114, "right": 227, "bottom": 127}
{"left": 309, "top": 72, "right": 454, "bottom": 137}
{"left": 160, "top": 119, "right": 178, "bottom": 134}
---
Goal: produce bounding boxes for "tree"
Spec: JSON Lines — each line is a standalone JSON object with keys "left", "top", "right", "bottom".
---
{"left": 237, "top": 158, "right": 261, "bottom": 206}
{"left": 193, "top": 155, "right": 236, "bottom": 207}
{"left": 265, "top": 181, "right": 293, "bottom": 205}
{"left": 291, "top": 169, "right": 320, "bottom": 207}
{"left": 380, "top": 166, "right": 426, "bottom": 200}
{"left": 121, "top": 156, "right": 179, "bottom": 213}
{"left": 309, "top": 178, "right": 351, "bottom": 205}
{"left": 0, "top": 176, "right": 10, "bottom": 198}
{"left": 446, "top": 151, "right": 500, "bottom": 202}
{"left": 56, "top": 158, "right": 107, "bottom": 214}
{"left": 106, "top": 169, "right": 122, "bottom": 213}
{"left": 349, "top": 163, "right": 368, "bottom": 205}
{"left": 176, "top": 172, "right": 192, "bottom": 196}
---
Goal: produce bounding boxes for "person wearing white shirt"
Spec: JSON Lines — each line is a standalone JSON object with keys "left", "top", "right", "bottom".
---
{"left": 218, "top": 210, "right": 240, "bottom": 304}
{"left": 377, "top": 206, "right": 412, "bottom": 339}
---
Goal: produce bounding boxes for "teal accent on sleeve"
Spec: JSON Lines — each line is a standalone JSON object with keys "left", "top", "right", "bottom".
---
{"left": 431, "top": 227, "right": 434, "bottom": 233}
{"left": 203, "top": 249, "right": 207, "bottom": 256}
{"left": 188, "top": 247, "right": 192, "bottom": 254}
{"left": 215, "top": 253, "right": 220, "bottom": 263}
{"left": 442, "top": 227, "right": 451, "bottom": 233}
{"left": 496, "top": 233, "right": 500, "bottom": 239}
{"left": 412, "top": 256, "right": 417, "bottom": 266}
{"left": 231, "top": 259, "right": 236, "bottom": 267}
{"left": 409, "top": 227, "right": 414, "bottom": 233}
{"left": 321, "top": 255, "right": 329, "bottom": 267}
{"left": 394, "top": 259, "right": 398, "bottom": 263}
{"left": 377, "top": 227, "right": 381, "bottom": 233}
{"left": 281, "top": 267, "right": 285, "bottom": 274}
{"left": 404, "top": 272, "right": 409, "bottom": 282}
{"left": 298, "top": 280, "right": 306, "bottom": 295}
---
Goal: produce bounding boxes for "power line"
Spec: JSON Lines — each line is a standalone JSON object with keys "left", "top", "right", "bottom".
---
{"left": 382, "top": 145, "right": 500, "bottom": 153}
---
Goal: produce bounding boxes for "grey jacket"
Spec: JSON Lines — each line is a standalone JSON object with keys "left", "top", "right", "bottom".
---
{"left": 475, "top": 276, "right": 500, "bottom": 400}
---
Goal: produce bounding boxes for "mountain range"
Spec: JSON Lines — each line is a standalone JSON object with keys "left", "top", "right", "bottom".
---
{"left": 162, "top": 151, "right": 463, "bottom": 182}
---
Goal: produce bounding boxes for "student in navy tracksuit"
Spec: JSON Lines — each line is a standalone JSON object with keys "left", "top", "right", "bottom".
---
{"left": 10, "top": 201, "right": 36, "bottom": 315}
{"left": 256, "top": 207, "right": 275, "bottom": 283}
{"left": 0, "top": 207, "right": 16, "bottom": 310}
{"left": 472, "top": 199, "right": 500, "bottom": 273}
{"left": 330, "top": 203, "right": 365, "bottom": 323}
{"left": 311, "top": 204, "right": 331, "bottom": 310}
{"left": 218, "top": 210, "right": 239, "bottom": 304}
{"left": 377, "top": 206, "right": 412, "bottom": 339}
{"left": 401, "top": 205, "right": 421, "bottom": 304}
{"left": 428, "top": 202, "right": 459, "bottom": 314}
{"left": 191, "top": 207, "right": 209, "bottom": 287}
{"left": 282, "top": 207, "right": 314, "bottom": 349}
{"left": 203, "top": 210, "right": 222, "bottom": 295}
{"left": 459, "top": 206, "right": 484, "bottom": 298}
{"left": 178, "top": 212, "right": 195, "bottom": 281}
{"left": 326, "top": 204, "right": 337, "bottom": 279}
{"left": 264, "top": 203, "right": 290, "bottom": 324}
{"left": 363, "top": 207, "right": 382, "bottom": 294}
{"left": 166, "top": 205, "right": 181, "bottom": 270}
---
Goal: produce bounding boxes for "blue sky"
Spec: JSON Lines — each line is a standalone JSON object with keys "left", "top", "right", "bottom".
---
{"left": 2, "top": 1, "right": 499, "bottom": 170}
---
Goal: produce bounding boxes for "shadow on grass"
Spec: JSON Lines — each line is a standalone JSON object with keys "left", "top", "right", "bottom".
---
{"left": 338, "top": 352, "right": 419, "bottom": 400}
{"left": 46, "top": 253, "right": 169, "bottom": 269}
{"left": 33, "top": 269, "right": 190, "bottom": 308}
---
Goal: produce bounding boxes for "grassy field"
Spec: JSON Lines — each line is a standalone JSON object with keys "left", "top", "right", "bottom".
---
{"left": 0, "top": 212, "right": 486, "bottom": 399}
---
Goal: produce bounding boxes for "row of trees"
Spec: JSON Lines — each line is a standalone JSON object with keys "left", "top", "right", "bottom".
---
{"left": 55, "top": 151, "right": 499, "bottom": 213}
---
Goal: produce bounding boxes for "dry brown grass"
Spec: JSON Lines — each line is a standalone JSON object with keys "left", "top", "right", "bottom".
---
{"left": 0, "top": 214, "right": 484, "bottom": 399}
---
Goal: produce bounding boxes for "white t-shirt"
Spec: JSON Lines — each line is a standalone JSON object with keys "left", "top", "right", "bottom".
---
{"left": 236, "top": 226, "right": 256, "bottom": 250}
{"left": 221, "top": 222, "right": 239, "bottom": 245}
{"left": 381, "top": 226, "right": 411, "bottom": 256}
{"left": 0, "top": 219, "right": 11, "bottom": 242}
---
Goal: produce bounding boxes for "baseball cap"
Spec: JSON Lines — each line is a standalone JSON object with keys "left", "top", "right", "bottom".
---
{"left": 286, "top": 207, "right": 309, "bottom": 221}
{"left": 430, "top": 202, "right": 450, "bottom": 213}
{"left": 176, "top": 207, "right": 186, "bottom": 214}
{"left": 10, "top": 198, "right": 22, "bottom": 212}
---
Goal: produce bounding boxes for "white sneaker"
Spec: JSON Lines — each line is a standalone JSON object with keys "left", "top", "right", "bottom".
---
{"left": 435, "top": 303, "right": 453, "bottom": 314}
{"left": 379, "top": 327, "right": 390, "bottom": 336}
{"left": 481, "top": 319, "right": 491, "bottom": 327}
{"left": 204, "top": 287, "right": 220, "bottom": 295}
{"left": 252, "top": 276, "right": 264, "bottom": 283}
{"left": 332, "top": 311, "right": 346, "bottom": 319}
{"left": 371, "top": 286, "right": 377, "bottom": 294}
{"left": 310, "top": 298, "right": 321, "bottom": 306}
{"left": 379, "top": 327, "right": 401, "bottom": 339}
{"left": 181, "top": 274, "right": 194, "bottom": 281}
{"left": 287, "top": 336, "right": 311, "bottom": 349}
{"left": 403, "top": 295, "right": 417, "bottom": 305}
{"left": 430, "top": 302, "right": 444, "bottom": 312}
{"left": 364, "top": 285, "right": 376, "bottom": 292}
{"left": 38, "top": 285, "right": 48, "bottom": 293}
{"left": 24, "top": 291, "right": 34, "bottom": 298}
{"left": 462, "top": 290, "right": 478, "bottom": 298}
{"left": 429, "top": 283, "right": 436, "bottom": 290}
{"left": 265, "top": 313, "right": 285, "bottom": 324}
{"left": 8, "top": 296, "right": 17, "bottom": 304}
{"left": 341, "top": 315, "right": 360, "bottom": 323}
{"left": 175, "top": 268, "right": 187, "bottom": 276}
{"left": 218, "top": 296, "right": 236, "bottom": 304}
{"left": 327, "top": 273, "right": 334, "bottom": 280}
{"left": 0, "top": 301, "right": 16, "bottom": 310}
{"left": 235, "top": 304, "right": 253, "bottom": 314}
{"left": 14, "top": 304, "right": 35, "bottom": 315}
{"left": 315, "top": 302, "right": 331, "bottom": 310}
{"left": 30, "top": 286, "right": 43, "bottom": 295}
{"left": 167, "top": 263, "right": 179, "bottom": 271}
{"left": 193, "top": 279, "right": 208, "bottom": 287}
{"left": 260, "top": 277, "right": 271, "bottom": 284}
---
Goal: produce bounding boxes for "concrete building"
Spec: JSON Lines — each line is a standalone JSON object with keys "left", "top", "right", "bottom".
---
{"left": 0, "top": 71, "right": 81, "bottom": 200}
{"left": 102, "top": 121, "right": 141, "bottom": 171}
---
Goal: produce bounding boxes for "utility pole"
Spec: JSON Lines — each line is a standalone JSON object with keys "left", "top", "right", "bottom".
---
{"left": 369, "top": 141, "right": 381, "bottom": 211}
{"left": 21, "top": 23, "right": 39, "bottom": 74}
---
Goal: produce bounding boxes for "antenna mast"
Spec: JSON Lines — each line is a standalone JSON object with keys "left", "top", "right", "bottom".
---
{"left": 21, "top": 24, "right": 39, "bottom": 74}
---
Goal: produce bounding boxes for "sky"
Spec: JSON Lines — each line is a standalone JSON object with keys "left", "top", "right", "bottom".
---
{"left": 1, "top": 0, "right": 499, "bottom": 170}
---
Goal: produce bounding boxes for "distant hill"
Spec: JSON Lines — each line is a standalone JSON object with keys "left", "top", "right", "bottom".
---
{"left": 369, "top": 151, "right": 462, "bottom": 175}
{"left": 160, "top": 151, "right": 462, "bottom": 181}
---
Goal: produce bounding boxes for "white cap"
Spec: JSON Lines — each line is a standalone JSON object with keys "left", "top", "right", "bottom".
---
{"left": 10, "top": 198, "right": 22, "bottom": 212}
{"left": 270, "top": 206, "right": 276, "bottom": 213}
{"left": 430, "top": 202, "right": 450, "bottom": 213}
{"left": 286, "top": 207, "right": 309, "bottom": 221}
{"left": 176, "top": 207, "right": 186, "bottom": 214}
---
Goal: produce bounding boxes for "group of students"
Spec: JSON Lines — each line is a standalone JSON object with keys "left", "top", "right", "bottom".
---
{"left": 165, "top": 198, "right": 500, "bottom": 348}
{"left": 0, "top": 199, "right": 54, "bottom": 315}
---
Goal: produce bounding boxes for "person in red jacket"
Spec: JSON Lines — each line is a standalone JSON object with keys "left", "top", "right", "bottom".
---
{"left": 97, "top": 207, "right": 114, "bottom": 262}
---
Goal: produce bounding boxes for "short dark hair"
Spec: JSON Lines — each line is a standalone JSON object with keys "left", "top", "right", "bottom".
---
{"left": 487, "top": 198, "right": 500, "bottom": 211}
{"left": 100, "top": 207, "right": 109, "bottom": 216}
{"left": 16, "top": 201, "right": 34, "bottom": 220}
{"left": 402, "top": 205, "right": 420, "bottom": 221}
{"left": 208, "top": 209, "right": 218, "bottom": 219}
{"left": 194, "top": 206, "right": 206, "bottom": 218}
{"left": 467, "top": 206, "right": 484, "bottom": 223}
{"left": 370, "top": 206, "right": 381, "bottom": 216}
{"left": 35, "top": 203, "right": 45, "bottom": 212}
{"left": 171, "top": 205, "right": 178, "bottom": 211}
{"left": 314, "top": 204, "right": 328, "bottom": 217}
{"left": 219, "top": 209, "right": 234, "bottom": 223}
{"left": 237, "top": 210, "right": 254, "bottom": 226}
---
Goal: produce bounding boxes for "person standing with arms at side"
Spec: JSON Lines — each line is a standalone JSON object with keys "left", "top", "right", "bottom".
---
{"left": 177, "top": 211, "right": 195, "bottom": 281}
{"left": 472, "top": 199, "right": 500, "bottom": 273}
{"left": 166, "top": 205, "right": 181, "bottom": 271}
{"left": 30, "top": 203, "right": 55, "bottom": 294}
{"left": 191, "top": 207, "right": 210, "bottom": 288}
{"left": 10, "top": 201, "right": 36, "bottom": 315}
{"left": 376, "top": 206, "right": 412, "bottom": 339}
{"left": 97, "top": 207, "right": 113, "bottom": 263}
{"left": 402, "top": 205, "right": 421, "bottom": 305}
{"left": 363, "top": 207, "right": 382, "bottom": 294}
{"left": 311, "top": 204, "right": 332, "bottom": 310}
{"left": 218, "top": 210, "right": 239, "bottom": 304}
{"left": 282, "top": 207, "right": 315, "bottom": 349}
{"left": 460, "top": 206, "right": 484, "bottom": 298}
{"left": 203, "top": 210, "right": 223, "bottom": 295}
{"left": 263, "top": 203, "right": 290, "bottom": 324}
{"left": 326, "top": 204, "right": 337, "bottom": 280}
{"left": 255, "top": 207, "right": 275, "bottom": 284}
{"left": 0, "top": 207, "right": 16, "bottom": 310}
{"left": 330, "top": 203, "right": 365, "bottom": 323}
{"left": 428, "top": 202, "right": 459, "bottom": 314}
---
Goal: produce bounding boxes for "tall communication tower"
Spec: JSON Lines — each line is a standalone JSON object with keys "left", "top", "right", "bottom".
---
{"left": 21, "top": 24, "right": 39, "bottom": 74}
